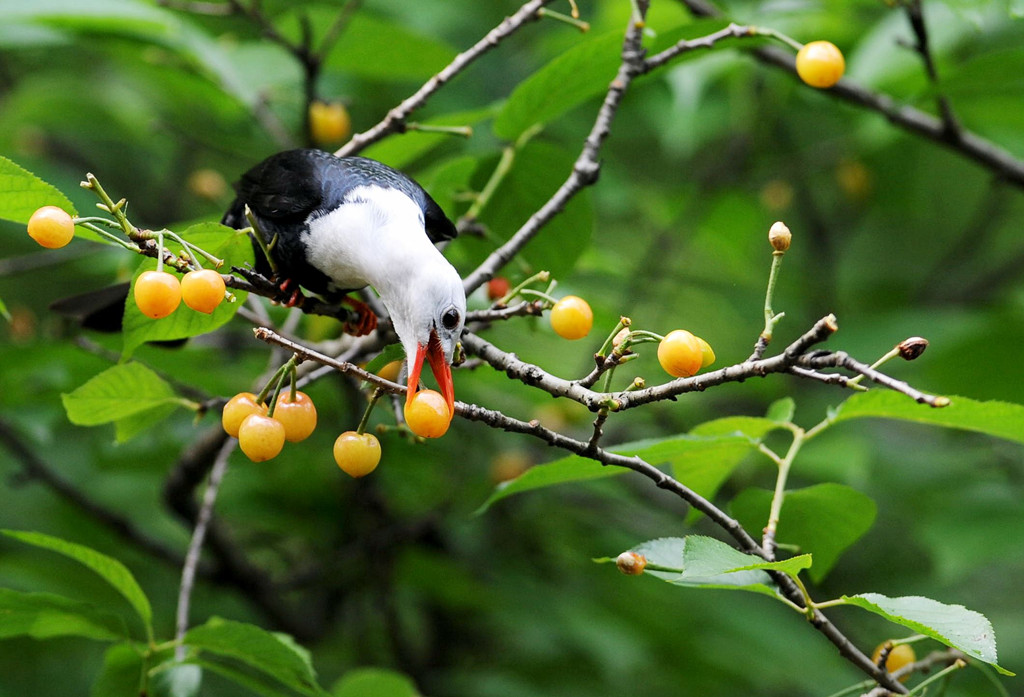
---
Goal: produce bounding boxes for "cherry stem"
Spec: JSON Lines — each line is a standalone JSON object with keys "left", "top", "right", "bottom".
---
{"left": 257, "top": 355, "right": 300, "bottom": 416}
{"left": 156, "top": 232, "right": 165, "bottom": 274}
{"left": 356, "top": 388, "right": 384, "bottom": 435}
{"left": 596, "top": 316, "right": 632, "bottom": 358}
{"left": 753, "top": 26, "right": 804, "bottom": 53}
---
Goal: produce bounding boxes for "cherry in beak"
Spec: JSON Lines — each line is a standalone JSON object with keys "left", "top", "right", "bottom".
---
{"left": 405, "top": 329, "right": 455, "bottom": 420}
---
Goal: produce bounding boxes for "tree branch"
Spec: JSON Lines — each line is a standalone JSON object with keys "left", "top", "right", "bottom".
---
{"left": 673, "top": 0, "right": 1024, "bottom": 188}
{"left": 462, "top": 1, "right": 651, "bottom": 293}
{"left": 334, "top": 0, "right": 556, "bottom": 158}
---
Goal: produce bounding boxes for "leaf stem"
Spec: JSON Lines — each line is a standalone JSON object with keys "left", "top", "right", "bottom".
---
{"left": 405, "top": 122, "right": 474, "bottom": 138}
{"left": 905, "top": 658, "right": 967, "bottom": 696}
{"left": 763, "top": 426, "right": 805, "bottom": 559}
{"left": 494, "top": 270, "right": 551, "bottom": 306}
{"left": 847, "top": 346, "right": 900, "bottom": 388}
{"left": 537, "top": 7, "right": 590, "bottom": 31}
{"left": 596, "top": 316, "right": 631, "bottom": 358}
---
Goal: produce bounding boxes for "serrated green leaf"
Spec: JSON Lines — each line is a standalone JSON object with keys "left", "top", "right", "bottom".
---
{"left": 1, "top": 530, "right": 152, "bottom": 636}
{"left": 183, "top": 617, "right": 323, "bottom": 696}
{"left": 0, "top": 588, "right": 126, "bottom": 641}
{"left": 493, "top": 19, "right": 731, "bottom": 141}
{"left": 91, "top": 644, "right": 145, "bottom": 697}
{"left": 61, "top": 362, "right": 181, "bottom": 435}
{"left": 832, "top": 391, "right": 1024, "bottom": 445}
{"left": 0, "top": 155, "right": 75, "bottom": 224}
{"left": 475, "top": 452, "right": 621, "bottom": 515}
{"left": 494, "top": 31, "right": 623, "bottom": 141}
{"left": 731, "top": 484, "right": 876, "bottom": 583}
{"left": 122, "top": 223, "right": 251, "bottom": 357}
{"left": 332, "top": 668, "right": 420, "bottom": 697}
{"left": 476, "top": 433, "right": 753, "bottom": 514}
{"left": 841, "top": 593, "right": 1012, "bottom": 675}
{"left": 632, "top": 536, "right": 780, "bottom": 598}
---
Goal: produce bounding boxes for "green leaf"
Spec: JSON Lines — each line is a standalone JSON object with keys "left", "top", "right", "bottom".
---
{"left": 494, "top": 31, "right": 623, "bottom": 141}
{"left": 689, "top": 415, "right": 788, "bottom": 440}
{"left": 62, "top": 362, "right": 183, "bottom": 441}
{"left": 122, "top": 223, "right": 251, "bottom": 358}
{"left": 476, "top": 433, "right": 753, "bottom": 514}
{"left": 332, "top": 668, "right": 420, "bottom": 697}
{"left": 765, "top": 397, "right": 796, "bottom": 424}
{"left": 183, "top": 617, "right": 323, "bottom": 696}
{"left": 91, "top": 644, "right": 145, "bottom": 697}
{"left": 731, "top": 484, "right": 877, "bottom": 583}
{"left": 841, "top": 593, "right": 1012, "bottom": 675}
{"left": 0, "top": 588, "right": 126, "bottom": 641}
{"left": 360, "top": 344, "right": 406, "bottom": 382}
{"left": 0, "top": 155, "right": 75, "bottom": 224}
{"left": 832, "top": 391, "right": 1024, "bottom": 445}
{"left": 317, "top": 13, "right": 457, "bottom": 81}
{"left": 1, "top": 530, "right": 152, "bottom": 637}
{"left": 458, "top": 141, "right": 594, "bottom": 280}
{"left": 185, "top": 659, "right": 299, "bottom": 697}
{"left": 493, "top": 19, "right": 732, "bottom": 140}
{"left": 475, "top": 452, "right": 621, "bottom": 515}
{"left": 632, "top": 536, "right": 780, "bottom": 598}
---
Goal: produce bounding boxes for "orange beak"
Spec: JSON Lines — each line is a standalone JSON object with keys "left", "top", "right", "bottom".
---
{"left": 405, "top": 330, "right": 455, "bottom": 420}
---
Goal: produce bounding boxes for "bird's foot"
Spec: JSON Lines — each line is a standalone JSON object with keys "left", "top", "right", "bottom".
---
{"left": 341, "top": 296, "right": 378, "bottom": 336}
{"left": 232, "top": 266, "right": 305, "bottom": 307}
{"left": 277, "top": 278, "right": 305, "bottom": 308}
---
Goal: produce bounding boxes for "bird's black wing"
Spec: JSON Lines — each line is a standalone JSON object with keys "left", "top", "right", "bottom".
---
{"left": 221, "top": 150, "right": 458, "bottom": 295}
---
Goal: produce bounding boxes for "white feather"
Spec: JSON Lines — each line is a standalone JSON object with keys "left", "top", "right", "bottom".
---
{"left": 301, "top": 184, "right": 465, "bottom": 363}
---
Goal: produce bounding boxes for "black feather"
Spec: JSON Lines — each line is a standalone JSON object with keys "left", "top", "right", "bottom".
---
{"left": 222, "top": 149, "right": 457, "bottom": 296}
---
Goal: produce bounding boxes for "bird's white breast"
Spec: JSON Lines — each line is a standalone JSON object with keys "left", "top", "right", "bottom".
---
{"left": 302, "top": 185, "right": 432, "bottom": 291}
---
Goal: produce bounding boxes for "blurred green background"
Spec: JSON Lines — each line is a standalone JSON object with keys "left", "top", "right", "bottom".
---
{"left": 1, "top": 0, "right": 1023, "bottom": 695}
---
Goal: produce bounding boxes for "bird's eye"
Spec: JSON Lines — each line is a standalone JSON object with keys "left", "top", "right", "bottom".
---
{"left": 441, "top": 308, "right": 461, "bottom": 330}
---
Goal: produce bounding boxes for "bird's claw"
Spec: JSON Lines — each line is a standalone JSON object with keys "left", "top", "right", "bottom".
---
{"left": 277, "top": 278, "right": 304, "bottom": 308}
{"left": 341, "top": 296, "right": 378, "bottom": 337}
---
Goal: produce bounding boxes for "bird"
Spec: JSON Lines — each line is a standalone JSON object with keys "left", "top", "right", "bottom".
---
{"left": 222, "top": 149, "right": 466, "bottom": 417}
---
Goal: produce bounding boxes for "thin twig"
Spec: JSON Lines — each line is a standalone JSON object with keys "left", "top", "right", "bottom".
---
{"left": 904, "top": 0, "right": 960, "bottom": 137}
{"left": 335, "top": 0, "right": 556, "bottom": 158}
{"left": 462, "top": 0, "right": 650, "bottom": 293}
{"left": 673, "top": 0, "right": 1024, "bottom": 188}
{"left": 175, "top": 437, "right": 236, "bottom": 659}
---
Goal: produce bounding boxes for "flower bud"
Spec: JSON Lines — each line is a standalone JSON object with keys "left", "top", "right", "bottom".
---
{"left": 615, "top": 551, "right": 647, "bottom": 576}
{"left": 769, "top": 221, "right": 792, "bottom": 252}
{"left": 897, "top": 337, "right": 928, "bottom": 361}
